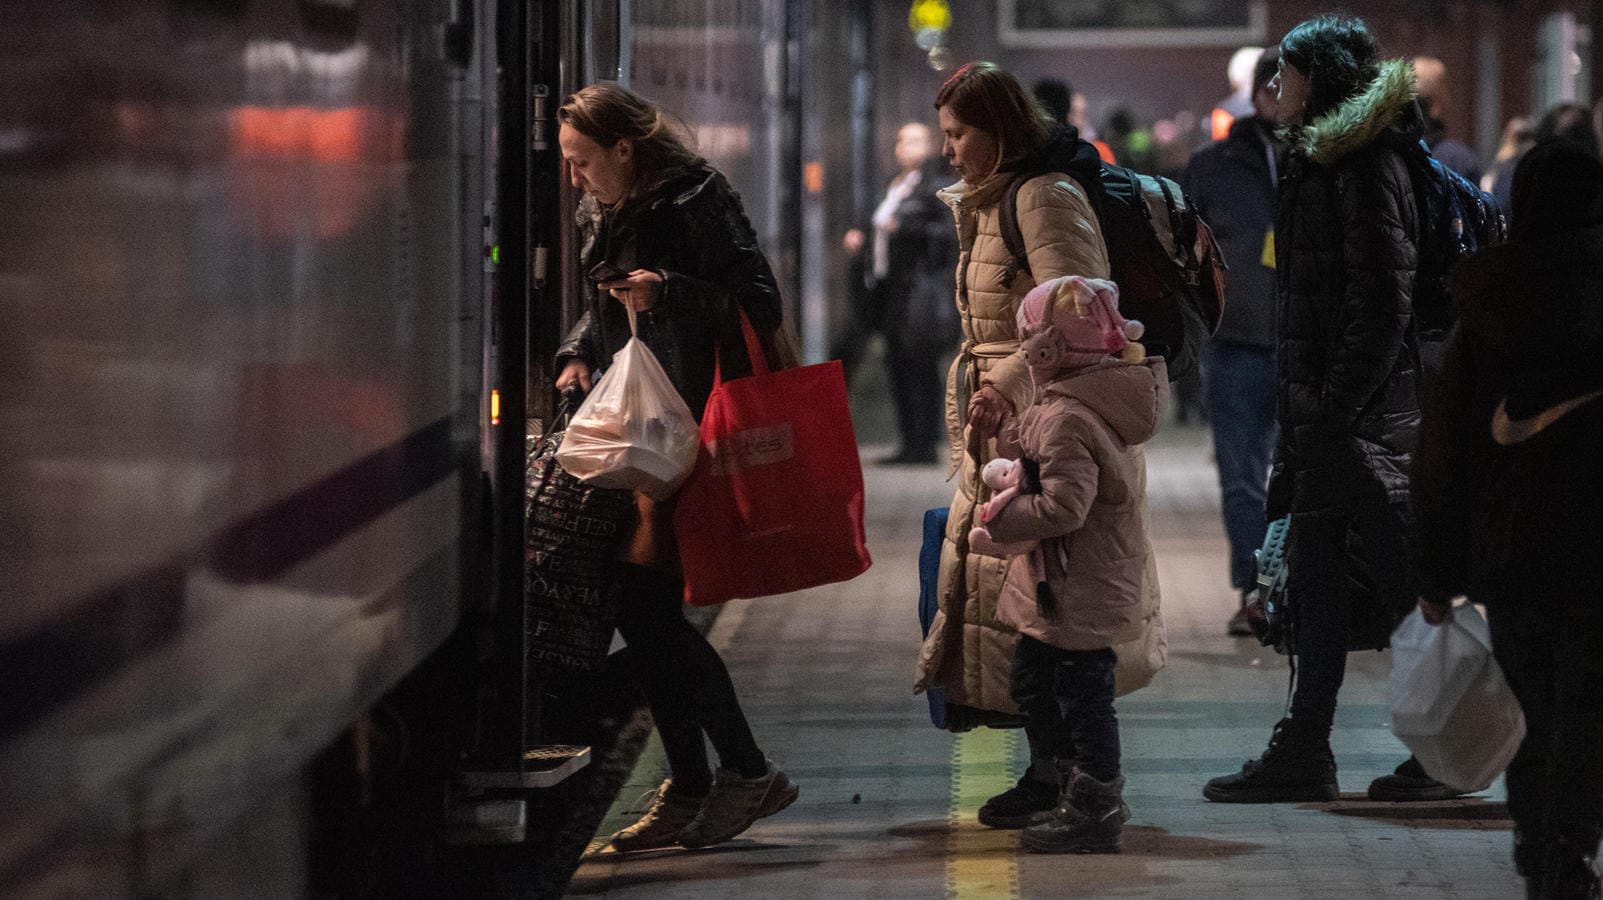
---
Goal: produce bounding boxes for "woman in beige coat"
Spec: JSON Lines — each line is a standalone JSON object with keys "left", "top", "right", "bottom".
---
{"left": 913, "top": 62, "right": 1166, "bottom": 828}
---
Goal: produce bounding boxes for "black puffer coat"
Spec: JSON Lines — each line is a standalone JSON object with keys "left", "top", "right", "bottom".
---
{"left": 555, "top": 164, "right": 785, "bottom": 420}
{"left": 1267, "top": 60, "right": 1426, "bottom": 520}
{"left": 1412, "top": 225, "right": 1603, "bottom": 606}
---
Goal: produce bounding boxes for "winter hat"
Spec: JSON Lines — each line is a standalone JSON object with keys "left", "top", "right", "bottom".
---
{"left": 1510, "top": 139, "right": 1603, "bottom": 242}
{"left": 1016, "top": 275, "right": 1145, "bottom": 371}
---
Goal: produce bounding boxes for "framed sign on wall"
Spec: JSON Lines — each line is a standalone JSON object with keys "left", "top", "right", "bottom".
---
{"left": 998, "top": 0, "right": 1269, "bottom": 48}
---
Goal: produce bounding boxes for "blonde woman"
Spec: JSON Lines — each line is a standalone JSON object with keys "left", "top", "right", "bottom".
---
{"left": 554, "top": 82, "right": 796, "bottom": 851}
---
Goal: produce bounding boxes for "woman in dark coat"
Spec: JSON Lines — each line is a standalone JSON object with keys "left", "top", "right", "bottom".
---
{"left": 1204, "top": 15, "right": 1453, "bottom": 804}
{"left": 1413, "top": 140, "right": 1603, "bottom": 898}
{"left": 553, "top": 82, "right": 797, "bottom": 851}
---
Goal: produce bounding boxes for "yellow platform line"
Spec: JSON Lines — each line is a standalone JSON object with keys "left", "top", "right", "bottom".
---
{"left": 947, "top": 727, "right": 1023, "bottom": 900}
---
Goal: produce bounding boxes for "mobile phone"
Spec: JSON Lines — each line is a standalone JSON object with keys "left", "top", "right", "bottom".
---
{"left": 586, "top": 261, "right": 630, "bottom": 284}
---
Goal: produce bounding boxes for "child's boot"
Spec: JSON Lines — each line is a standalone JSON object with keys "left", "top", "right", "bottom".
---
{"left": 1020, "top": 767, "right": 1126, "bottom": 854}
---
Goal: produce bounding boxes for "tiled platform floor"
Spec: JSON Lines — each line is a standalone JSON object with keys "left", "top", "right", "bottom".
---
{"left": 568, "top": 425, "right": 1520, "bottom": 899}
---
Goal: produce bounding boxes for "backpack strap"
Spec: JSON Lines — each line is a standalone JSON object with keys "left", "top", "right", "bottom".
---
{"left": 998, "top": 158, "right": 1109, "bottom": 288}
{"left": 997, "top": 173, "right": 1031, "bottom": 288}
{"left": 1155, "top": 175, "right": 1201, "bottom": 277}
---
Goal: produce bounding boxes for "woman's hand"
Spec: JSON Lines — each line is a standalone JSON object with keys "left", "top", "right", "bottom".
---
{"left": 600, "top": 269, "right": 663, "bottom": 313}
{"left": 1418, "top": 598, "right": 1452, "bottom": 626}
{"left": 968, "top": 385, "right": 1014, "bottom": 439}
{"left": 556, "top": 359, "right": 593, "bottom": 394}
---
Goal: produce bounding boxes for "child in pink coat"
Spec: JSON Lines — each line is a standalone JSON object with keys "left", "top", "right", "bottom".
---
{"left": 970, "top": 275, "right": 1168, "bottom": 854}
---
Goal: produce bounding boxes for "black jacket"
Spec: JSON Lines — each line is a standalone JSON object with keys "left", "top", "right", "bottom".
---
{"left": 1267, "top": 60, "right": 1426, "bottom": 520}
{"left": 1184, "top": 115, "right": 1282, "bottom": 350}
{"left": 555, "top": 165, "right": 784, "bottom": 420}
{"left": 1412, "top": 225, "right": 1603, "bottom": 605}
{"left": 873, "top": 156, "right": 960, "bottom": 347}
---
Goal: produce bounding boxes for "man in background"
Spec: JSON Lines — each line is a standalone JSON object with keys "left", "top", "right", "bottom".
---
{"left": 1413, "top": 56, "right": 1482, "bottom": 184}
{"left": 1032, "top": 77, "right": 1116, "bottom": 164}
{"left": 1208, "top": 46, "right": 1264, "bottom": 141}
{"left": 1184, "top": 48, "right": 1283, "bottom": 636}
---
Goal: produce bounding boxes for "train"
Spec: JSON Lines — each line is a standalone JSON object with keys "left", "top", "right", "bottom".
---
{"left": 1, "top": 1, "right": 874, "bottom": 896}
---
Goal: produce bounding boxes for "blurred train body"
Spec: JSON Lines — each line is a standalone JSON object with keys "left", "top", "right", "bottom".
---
{"left": 0, "top": 1, "right": 854, "bottom": 896}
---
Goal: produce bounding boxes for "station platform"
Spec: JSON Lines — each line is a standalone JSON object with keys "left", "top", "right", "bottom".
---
{"left": 567, "top": 424, "right": 1521, "bottom": 900}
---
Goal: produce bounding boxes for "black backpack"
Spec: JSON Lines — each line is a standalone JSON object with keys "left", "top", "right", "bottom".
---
{"left": 1403, "top": 143, "right": 1507, "bottom": 381}
{"left": 997, "top": 150, "right": 1227, "bottom": 382}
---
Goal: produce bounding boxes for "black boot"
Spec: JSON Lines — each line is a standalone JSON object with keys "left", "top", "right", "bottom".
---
{"left": 1367, "top": 756, "right": 1467, "bottom": 802}
{"left": 1020, "top": 767, "right": 1126, "bottom": 854}
{"left": 1203, "top": 717, "right": 1339, "bottom": 803}
{"left": 1539, "top": 835, "right": 1602, "bottom": 899}
{"left": 977, "top": 773, "right": 1057, "bottom": 829}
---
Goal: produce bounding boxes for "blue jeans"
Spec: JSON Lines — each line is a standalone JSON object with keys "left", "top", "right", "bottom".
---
{"left": 1011, "top": 636, "right": 1121, "bottom": 783}
{"left": 1203, "top": 342, "right": 1278, "bottom": 590}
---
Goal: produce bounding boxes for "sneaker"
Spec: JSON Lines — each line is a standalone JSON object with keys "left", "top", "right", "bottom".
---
{"left": 1020, "top": 768, "right": 1127, "bottom": 854}
{"left": 1366, "top": 757, "right": 1469, "bottom": 801}
{"left": 608, "top": 778, "right": 704, "bottom": 852}
{"left": 677, "top": 761, "right": 798, "bottom": 848}
{"left": 978, "top": 776, "right": 1058, "bottom": 829}
{"left": 1203, "top": 717, "right": 1339, "bottom": 803}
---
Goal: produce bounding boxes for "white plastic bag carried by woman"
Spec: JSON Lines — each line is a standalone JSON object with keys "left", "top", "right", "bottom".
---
{"left": 1389, "top": 603, "right": 1525, "bottom": 793}
{"left": 556, "top": 304, "right": 699, "bottom": 500}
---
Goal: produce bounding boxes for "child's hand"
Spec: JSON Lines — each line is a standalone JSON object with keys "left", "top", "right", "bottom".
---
{"left": 968, "top": 525, "right": 1035, "bottom": 558}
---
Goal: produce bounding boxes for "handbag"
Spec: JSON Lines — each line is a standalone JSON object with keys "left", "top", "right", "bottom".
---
{"left": 555, "top": 305, "right": 700, "bottom": 500}
{"left": 1389, "top": 603, "right": 1525, "bottom": 792}
{"left": 1245, "top": 515, "right": 1294, "bottom": 654}
{"left": 525, "top": 391, "right": 636, "bottom": 673}
{"left": 674, "top": 309, "right": 872, "bottom": 605}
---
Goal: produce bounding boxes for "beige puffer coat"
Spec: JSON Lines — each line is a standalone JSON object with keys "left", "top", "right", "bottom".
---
{"left": 913, "top": 172, "right": 1168, "bottom": 725}
{"left": 990, "top": 359, "right": 1169, "bottom": 651}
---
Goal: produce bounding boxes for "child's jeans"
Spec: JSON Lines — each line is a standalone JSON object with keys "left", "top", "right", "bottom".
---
{"left": 1011, "top": 636, "right": 1121, "bottom": 784}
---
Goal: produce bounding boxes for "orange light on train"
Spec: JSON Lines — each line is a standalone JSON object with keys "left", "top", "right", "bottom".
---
{"left": 224, "top": 105, "right": 396, "bottom": 238}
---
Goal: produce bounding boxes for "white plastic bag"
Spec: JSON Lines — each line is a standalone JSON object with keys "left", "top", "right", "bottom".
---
{"left": 1389, "top": 603, "right": 1526, "bottom": 793}
{"left": 556, "top": 308, "right": 699, "bottom": 500}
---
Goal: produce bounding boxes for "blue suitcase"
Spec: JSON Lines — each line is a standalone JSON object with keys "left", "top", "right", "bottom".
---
{"left": 918, "top": 507, "right": 949, "bottom": 729}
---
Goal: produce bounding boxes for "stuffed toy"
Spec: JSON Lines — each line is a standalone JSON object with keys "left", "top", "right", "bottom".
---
{"left": 967, "top": 456, "right": 1041, "bottom": 558}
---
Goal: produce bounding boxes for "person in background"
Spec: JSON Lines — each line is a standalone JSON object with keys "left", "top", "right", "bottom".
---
{"left": 1033, "top": 78, "right": 1116, "bottom": 164}
{"left": 1184, "top": 47, "right": 1284, "bottom": 637}
{"left": 1200, "top": 15, "right": 1460, "bottom": 805}
{"left": 1209, "top": 46, "right": 1265, "bottom": 141}
{"left": 1412, "top": 139, "right": 1603, "bottom": 899}
{"left": 829, "top": 217, "right": 881, "bottom": 386}
{"left": 1102, "top": 107, "right": 1155, "bottom": 174}
{"left": 554, "top": 82, "right": 798, "bottom": 852}
{"left": 1412, "top": 56, "right": 1483, "bottom": 184}
{"left": 843, "top": 121, "right": 960, "bottom": 465}
{"left": 1533, "top": 103, "right": 1602, "bottom": 160}
{"left": 914, "top": 61, "right": 1165, "bottom": 830}
{"left": 1484, "top": 116, "right": 1535, "bottom": 213}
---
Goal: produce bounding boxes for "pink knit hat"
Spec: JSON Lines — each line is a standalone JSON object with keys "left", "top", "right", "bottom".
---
{"left": 1016, "top": 275, "right": 1145, "bottom": 371}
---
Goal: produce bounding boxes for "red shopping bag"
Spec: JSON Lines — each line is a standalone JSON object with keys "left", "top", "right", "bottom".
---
{"left": 674, "top": 312, "right": 871, "bottom": 605}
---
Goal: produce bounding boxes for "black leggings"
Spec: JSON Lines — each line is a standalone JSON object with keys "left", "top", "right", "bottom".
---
{"left": 615, "top": 564, "right": 767, "bottom": 795}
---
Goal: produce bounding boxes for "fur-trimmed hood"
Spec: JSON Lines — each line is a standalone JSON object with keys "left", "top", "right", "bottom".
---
{"left": 1289, "top": 58, "right": 1423, "bottom": 167}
